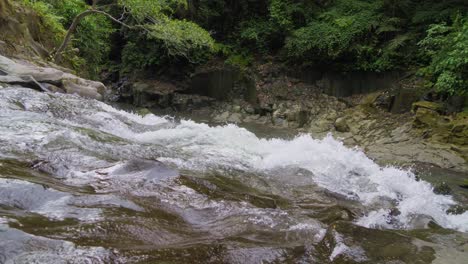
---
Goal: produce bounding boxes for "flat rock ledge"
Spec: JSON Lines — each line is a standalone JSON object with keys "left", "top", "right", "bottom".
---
{"left": 0, "top": 55, "right": 106, "bottom": 100}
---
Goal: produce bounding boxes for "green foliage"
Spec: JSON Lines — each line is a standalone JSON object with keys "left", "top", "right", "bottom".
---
{"left": 269, "top": 0, "right": 299, "bottom": 30}
{"left": 119, "top": 0, "right": 187, "bottom": 20}
{"left": 285, "top": 0, "right": 384, "bottom": 67}
{"left": 225, "top": 53, "right": 253, "bottom": 70}
{"left": 20, "top": 0, "right": 66, "bottom": 44}
{"left": 212, "top": 43, "right": 253, "bottom": 70}
{"left": 49, "top": 0, "right": 114, "bottom": 77}
{"left": 117, "top": 0, "right": 215, "bottom": 71}
{"left": 239, "top": 19, "right": 277, "bottom": 53}
{"left": 236, "top": 0, "right": 314, "bottom": 54}
{"left": 419, "top": 16, "right": 468, "bottom": 95}
{"left": 21, "top": 0, "right": 216, "bottom": 75}
{"left": 20, "top": 0, "right": 114, "bottom": 78}
{"left": 147, "top": 18, "right": 215, "bottom": 63}
{"left": 52, "top": 0, "right": 114, "bottom": 77}
{"left": 18, "top": 0, "right": 468, "bottom": 98}
{"left": 121, "top": 40, "right": 165, "bottom": 72}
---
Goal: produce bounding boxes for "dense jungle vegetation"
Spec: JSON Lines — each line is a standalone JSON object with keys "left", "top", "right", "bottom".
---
{"left": 20, "top": 0, "right": 468, "bottom": 95}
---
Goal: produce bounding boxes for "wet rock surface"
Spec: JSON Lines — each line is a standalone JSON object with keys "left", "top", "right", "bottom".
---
{"left": 0, "top": 55, "right": 107, "bottom": 100}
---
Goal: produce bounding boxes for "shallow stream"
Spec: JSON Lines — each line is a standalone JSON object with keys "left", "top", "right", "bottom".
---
{"left": 0, "top": 87, "right": 467, "bottom": 263}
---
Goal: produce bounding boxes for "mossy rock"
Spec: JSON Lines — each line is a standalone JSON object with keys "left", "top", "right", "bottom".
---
{"left": 136, "top": 108, "right": 152, "bottom": 117}
{"left": 412, "top": 101, "right": 444, "bottom": 113}
{"left": 448, "top": 114, "right": 468, "bottom": 145}
{"left": 433, "top": 182, "right": 452, "bottom": 195}
{"left": 414, "top": 108, "right": 442, "bottom": 128}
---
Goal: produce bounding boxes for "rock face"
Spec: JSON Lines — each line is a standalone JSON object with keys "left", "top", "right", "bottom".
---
{"left": 0, "top": 0, "right": 54, "bottom": 59}
{"left": 189, "top": 63, "right": 257, "bottom": 103}
{"left": 0, "top": 55, "right": 107, "bottom": 100}
{"left": 292, "top": 68, "right": 402, "bottom": 97}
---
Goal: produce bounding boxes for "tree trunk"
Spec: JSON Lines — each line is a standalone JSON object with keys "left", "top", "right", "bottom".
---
{"left": 53, "top": 10, "right": 96, "bottom": 62}
{"left": 53, "top": 8, "right": 139, "bottom": 62}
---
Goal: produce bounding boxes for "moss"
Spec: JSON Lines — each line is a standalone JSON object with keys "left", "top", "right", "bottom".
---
{"left": 412, "top": 101, "right": 444, "bottom": 113}
{"left": 414, "top": 108, "right": 441, "bottom": 127}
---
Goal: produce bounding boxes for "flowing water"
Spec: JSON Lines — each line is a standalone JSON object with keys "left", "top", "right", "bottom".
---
{"left": 0, "top": 86, "right": 467, "bottom": 263}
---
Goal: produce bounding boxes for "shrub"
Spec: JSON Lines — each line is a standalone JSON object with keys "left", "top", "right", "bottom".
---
{"left": 419, "top": 16, "right": 468, "bottom": 95}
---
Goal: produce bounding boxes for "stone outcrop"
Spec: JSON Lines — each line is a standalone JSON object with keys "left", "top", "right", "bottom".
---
{"left": 0, "top": 55, "right": 107, "bottom": 100}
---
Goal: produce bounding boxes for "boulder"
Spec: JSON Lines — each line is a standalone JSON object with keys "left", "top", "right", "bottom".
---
{"left": 270, "top": 103, "right": 310, "bottom": 128}
{"left": 445, "top": 95, "right": 466, "bottom": 113}
{"left": 412, "top": 101, "right": 444, "bottom": 113}
{"left": 227, "top": 113, "right": 243, "bottom": 123}
{"left": 0, "top": 55, "right": 107, "bottom": 100}
{"left": 132, "top": 80, "right": 179, "bottom": 108}
{"left": 334, "top": 117, "right": 350, "bottom": 132}
{"left": 213, "top": 111, "right": 230, "bottom": 123}
{"left": 62, "top": 79, "right": 105, "bottom": 100}
{"left": 232, "top": 105, "right": 242, "bottom": 113}
{"left": 413, "top": 108, "right": 443, "bottom": 128}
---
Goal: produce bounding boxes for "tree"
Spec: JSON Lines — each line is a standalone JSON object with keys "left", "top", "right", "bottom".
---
{"left": 52, "top": 0, "right": 214, "bottom": 62}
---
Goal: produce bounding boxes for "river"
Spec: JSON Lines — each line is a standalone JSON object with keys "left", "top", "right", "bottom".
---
{"left": 0, "top": 86, "right": 467, "bottom": 263}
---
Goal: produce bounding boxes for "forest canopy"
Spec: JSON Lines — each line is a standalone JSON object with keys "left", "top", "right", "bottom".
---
{"left": 20, "top": 0, "right": 468, "bottom": 95}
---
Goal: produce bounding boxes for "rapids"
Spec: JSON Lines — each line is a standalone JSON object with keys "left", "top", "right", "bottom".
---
{"left": 0, "top": 86, "right": 467, "bottom": 263}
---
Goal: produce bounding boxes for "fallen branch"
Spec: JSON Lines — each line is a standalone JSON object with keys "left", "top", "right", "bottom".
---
{"left": 27, "top": 75, "right": 52, "bottom": 93}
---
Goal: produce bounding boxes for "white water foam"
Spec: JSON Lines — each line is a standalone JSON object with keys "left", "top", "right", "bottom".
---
{"left": 106, "top": 114, "right": 468, "bottom": 232}
{"left": 1, "top": 87, "right": 467, "bottom": 232}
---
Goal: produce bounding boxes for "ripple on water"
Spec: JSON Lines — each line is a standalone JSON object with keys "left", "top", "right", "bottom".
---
{"left": 0, "top": 223, "right": 119, "bottom": 264}
{"left": 0, "top": 87, "right": 467, "bottom": 263}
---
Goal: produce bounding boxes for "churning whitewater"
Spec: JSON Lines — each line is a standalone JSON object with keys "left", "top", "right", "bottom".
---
{"left": 0, "top": 86, "right": 467, "bottom": 234}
